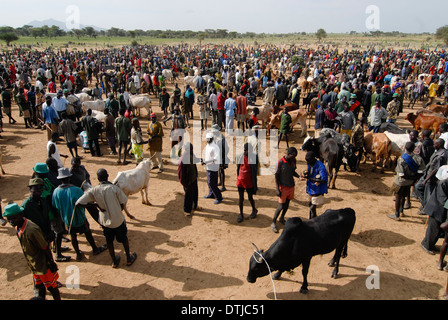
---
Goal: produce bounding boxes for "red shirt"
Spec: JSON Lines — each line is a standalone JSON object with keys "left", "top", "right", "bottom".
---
{"left": 237, "top": 156, "right": 253, "bottom": 189}
{"left": 217, "top": 93, "right": 227, "bottom": 111}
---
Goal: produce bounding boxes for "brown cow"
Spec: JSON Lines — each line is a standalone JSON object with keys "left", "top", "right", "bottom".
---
{"left": 363, "top": 132, "right": 391, "bottom": 173}
{"left": 405, "top": 112, "right": 447, "bottom": 134}
{"left": 273, "top": 103, "right": 299, "bottom": 114}
{"left": 266, "top": 109, "right": 308, "bottom": 137}
{"left": 425, "top": 104, "right": 448, "bottom": 116}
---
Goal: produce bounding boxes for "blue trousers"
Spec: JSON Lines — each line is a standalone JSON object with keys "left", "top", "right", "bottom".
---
{"left": 207, "top": 170, "right": 222, "bottom": 200}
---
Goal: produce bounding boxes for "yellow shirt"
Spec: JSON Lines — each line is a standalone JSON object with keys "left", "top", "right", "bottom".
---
{"left": 429, "top": 83, "right": 438, "bottom": 98}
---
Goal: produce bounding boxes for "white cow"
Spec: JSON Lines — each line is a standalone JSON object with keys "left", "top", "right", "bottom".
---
{"left": 75, "top": 92, "right": 93, "bottom": 103}
{"left": 112, "top": 158, "right": 153, "bottom": 219}
{"left": 129, "top": 94, "right": 152, "bottom": 117}
{"left": 82, "top": 100, "right": 105, "bottom": 112}
{"left": 384, "top": 131, "right": 410, "bottom": 158}
{"left": 91, "top": 110, "right": 106, "bottom": 122}
{"left": 246, "top": 103, "right": 274, "bottom": 129}
{"left": 162, "top": 69, "right": 174, "bottom": 83}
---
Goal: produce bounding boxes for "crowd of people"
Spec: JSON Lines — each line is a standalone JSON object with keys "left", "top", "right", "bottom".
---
{"left": 1, "top": 41, "right": 448, "bottom": 299}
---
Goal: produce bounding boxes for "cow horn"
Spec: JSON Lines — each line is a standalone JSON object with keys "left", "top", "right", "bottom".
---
{"left": 252, "top": 243, "right": 260, "bottom": 252}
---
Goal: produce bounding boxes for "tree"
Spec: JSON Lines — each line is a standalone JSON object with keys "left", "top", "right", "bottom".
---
{"left": 0, "top": 28, "right": 19, "bottom": 45}
{"left": 436, "top": 25, "right": 448, "bottom": 45}
{"left": 83, "top": 26, "right": 97, "bottom": 38}
{"left": 0, "top": 32, "right": 19, "bottom": 46}
{"left": 316, "top": 28, "right": 327, "bottom": 41}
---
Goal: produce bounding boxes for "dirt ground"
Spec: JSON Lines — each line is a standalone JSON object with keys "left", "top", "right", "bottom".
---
{"left": 1, "top": 76, "right": 448, "bottom": 301}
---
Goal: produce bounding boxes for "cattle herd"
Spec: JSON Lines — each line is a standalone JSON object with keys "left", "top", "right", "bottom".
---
{"left": 1, "top": 41, "right": 448, "bottom": 299}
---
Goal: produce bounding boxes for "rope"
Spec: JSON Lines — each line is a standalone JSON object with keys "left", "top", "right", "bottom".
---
{"left": 68, "top": 180, "right": 86, "bottom": 233}
{"left": 252, "top": 243, "right": 277, "bottom": 300}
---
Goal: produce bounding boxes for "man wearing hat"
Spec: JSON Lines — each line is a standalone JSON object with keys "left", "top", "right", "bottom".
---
{"left": 52, "top": 168, "right": 107, "bottom": 261}
{"left": 147, "top": 113, "right": 164, "bottom": 172}
{"left": 386, "top": 93, "right": 401, "bottom": 124}
{"left": 32, "top": 163, "right": 71, "bottom": 261}
{"left": 3, "top": 203, "right": 61, "bottom": 300}
{"left": 202, "top": 132, "right": 223, "bottom": 204}
{"left": 212, "top": 124, "right": 229, "bottom": 192}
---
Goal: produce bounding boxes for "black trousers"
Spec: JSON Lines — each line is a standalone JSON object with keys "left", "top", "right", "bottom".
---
{"left": 184, "top": 180, "right": 198, "bottom": 214}
{"left": 88, "top": 139, "right": 101, "bottom": 156}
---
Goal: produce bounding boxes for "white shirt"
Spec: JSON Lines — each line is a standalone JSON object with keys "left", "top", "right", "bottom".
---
{"left": 204, "top": 142, "right": 220, "bottom": 172}
{"left": 47, "top": 140, "right": 64, "bottom": 168}
{"left": 440, "top": 132, "right": 448, "bottom": 149}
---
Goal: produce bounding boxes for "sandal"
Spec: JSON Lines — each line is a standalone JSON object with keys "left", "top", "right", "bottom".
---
{"left": 126, "top": 253, "right": 137, "bottom": 266}
{"left": 93, "top": 244, "right": 107, "bottom": 256}
{"left": 55, "top": 255, "right": 72, "bottom": 262}
{"left": 76, "top": 252, "right": 85, "bottom": 261}
{"left": 112, "top": 255, "right": 121, "bottom": 268}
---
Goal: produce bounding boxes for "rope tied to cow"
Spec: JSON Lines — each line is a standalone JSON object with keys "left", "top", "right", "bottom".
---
{"left": 252, "top": 243, "right": 277, "bottom": 300}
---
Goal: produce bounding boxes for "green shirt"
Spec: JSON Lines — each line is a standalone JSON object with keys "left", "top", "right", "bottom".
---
{"left": 21, "top": 196, "right": 52, "bottom": 240}
{"left": 280, "top": 112, "right": 292, "bottom": 134}
{"left": 115, "top": 116, "right": 131, "bottom": 142}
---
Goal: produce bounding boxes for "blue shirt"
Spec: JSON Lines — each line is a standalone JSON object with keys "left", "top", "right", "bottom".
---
{"left": 52, "top": 185, "right": 87, "bottom": 228}
{"left": 306, "top": 160, "right": 328, "bottom": 196}
{"left": 52, "top": 96, "right": 68, "bottom": 112}
{"left": 42, "top": 103, "right": 58, "bottom": 124}
{"left": 224, "top": 98, "right": 236, "bottom": 117}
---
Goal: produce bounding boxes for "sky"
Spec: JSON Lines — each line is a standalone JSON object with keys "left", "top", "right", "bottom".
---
{"left": 3, "top": 0, "right": 448, "bottom": 34}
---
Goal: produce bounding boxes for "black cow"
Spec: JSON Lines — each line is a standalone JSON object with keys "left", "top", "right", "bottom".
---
{"left": 378, "top": 122, "right": 408, "bottom": 134}
{"left": 247, "top": 208, "right": 356, "bottom": 294}
{"left": 301, "top": 134, "right": 345, "bottom": 189}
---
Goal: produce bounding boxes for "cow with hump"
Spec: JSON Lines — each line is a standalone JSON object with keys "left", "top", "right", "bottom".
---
{"left": 247, "top": 208, "right": 356, "bottom": 294}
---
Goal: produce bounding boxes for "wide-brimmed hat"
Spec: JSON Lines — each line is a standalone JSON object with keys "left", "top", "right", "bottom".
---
{"left": 2, "top": 203, "right": 24, "bottom": 218}
{"left": 57, "top": 167, "right": 72, "bottom": 180}
{"left": 211, "top": 124, "right": 221, "bottom": 132}
{"left": 33, "top": 163, "right": 49, "bottom": 174}
{"left": 28, "top": 177, "right": 44, "bottom": 187}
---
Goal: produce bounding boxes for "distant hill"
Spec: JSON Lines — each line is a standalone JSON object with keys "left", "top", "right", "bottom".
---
{"left": 24, "top": 19, "right": 105, "bottom": 32}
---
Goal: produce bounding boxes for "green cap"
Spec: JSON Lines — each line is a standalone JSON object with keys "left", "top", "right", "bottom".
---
{"left": 28, "top": 178, "right": 44, "bottom": 187}
{"left": 2, "top": 203, "right": 24, "bottom": 218}
{"left": 393, "top": 93, "right": 399, "bottom": 97}
{"left": 351, "top": 94, "right": 357, "bottom": 98}
{"left": 33, "top": 163, "right": 49, "bottom": 174}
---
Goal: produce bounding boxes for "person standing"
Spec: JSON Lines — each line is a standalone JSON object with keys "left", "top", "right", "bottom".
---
{"left": 58, "top": 112, "right": 80, "bottom": 158}
{"left": 52, "top": 90, "right": 69, "bottom": 120}
{"left": 42, "top": 96, "right": 59, "bottom": 141}
{"left": 52, "top": 168, "right": 106, "bottom": 261}
{"left": 367, "top": 100, "right": 389, "bottom": 133}
{"left": 47, "top": 132, "right": 68, "bottom": 168}
{"left": 178, "top": 143, "right": 200, "bottom": 217}
{"left": 224, "top": 92, "right": 236, "bottom": 135}
{"left": 236, "top": 143, "right": 258, "bottom": 223}
{"left": 236, "top": 90, "right": 248, "bottom": 132}
{"left": 217, "top": 89, "right": 227, "bottom": 131}
{"left": 278, "top": 106, "right": 292, "bottom": 148}
{"left": 164, "top": 106, "right": 186, "bottom": 159}
{"left": 75, "top": 168, "right": 137, "bottom": 268}
{"left": 147, "top": 113, "right": 164, "bottom": 173}
{"left": 115, "top": 108, "right": 132, "bottom": 165}
{"left": 339, "top": 103, "right": 356, "bottom": 139}
{"left": 16, "top": 87, "right": 33, "bottom": 128}
{"left": 209, "top": 88, "right": 218, "bottom": 126}
{"left": 386, "top": 93, "right": 401, "bottom": 123}
{"left": 3, "top": 203, "right": 61, "bottom": 300}
{"left": 1, "top": 88, "right": 16, "bottom": 124}
{"left": 388, "top": 142, "right": 425, "bottom": 221}
{"left": 202, "top": 132, "right": 223, "bottom": 204}
{"left": 103, "top": 108, "right": 117, "bottom": 155}
{"left": 301, "top": 151, "right": 329, "bottom": 219}
{"left": 159, "top": 87, "right": 170, "bottom": 119}
{"left": 197, "top": 88, "right": 209, "bottom": 131}
{"left": 272, "top": 147, "right": 300, "bottom": 233}
{"left": 81, "top": 109, "right": 102, "bottom": 157}
{"left": 130, "top": 118, "right": 146, "bottom": 164}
